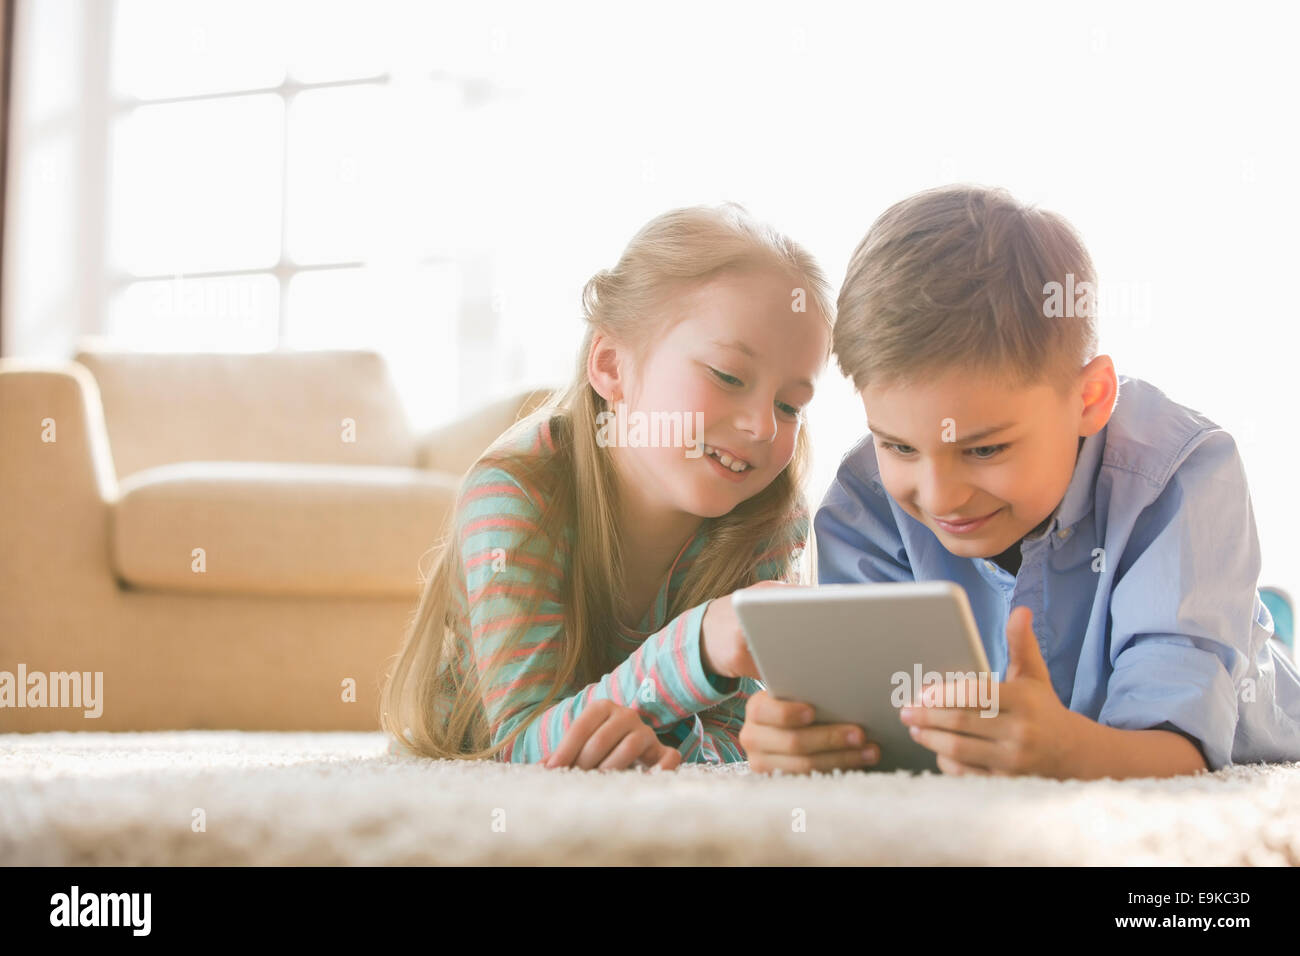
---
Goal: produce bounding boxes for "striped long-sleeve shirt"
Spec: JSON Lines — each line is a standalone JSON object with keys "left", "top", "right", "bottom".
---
{"left": 447, "top": 414, "right": 808, "bottom": 764}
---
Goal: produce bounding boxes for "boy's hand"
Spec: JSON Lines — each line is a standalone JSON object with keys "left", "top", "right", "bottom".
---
{"left": 899, "top": 606, "right": 1083, "bottom": 777}
{"left": 543, "top": 699, "right": 683, "bottom": 771}
{"left": 701, "top": 580, "right": 798, "bottom": 681}
{"left": 739, "top": 688, "right": 881, "bottom": 774}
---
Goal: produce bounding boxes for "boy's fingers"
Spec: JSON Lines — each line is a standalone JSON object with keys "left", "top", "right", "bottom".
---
{"left": 910, "top": 724, "right": 1004, "bottom": 770}
{"left": 745, "top": 719, "right": 876, "bottom": 757}
{"left": 904, "top": 702, "right": 994, "bottom": 740}
{"left": 936, "top": 755, "right": 992, "bottom": 776}
{"left": 916, "top": 676, "right": 990, "bottom": 708}
{"left": 747, "top": 689, "right": 815, "bottom": 728}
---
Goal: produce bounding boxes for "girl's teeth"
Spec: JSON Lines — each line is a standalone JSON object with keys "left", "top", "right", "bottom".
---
{"left": 704, "top": 443, "right": 748, "bottom": 471}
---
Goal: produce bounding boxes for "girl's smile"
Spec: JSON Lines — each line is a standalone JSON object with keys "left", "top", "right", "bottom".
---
{"left": 704, "top": 446, "right": 753, "bottom": 482}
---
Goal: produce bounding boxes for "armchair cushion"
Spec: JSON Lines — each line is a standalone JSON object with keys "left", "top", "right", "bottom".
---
{"left": 415, "top": 386, "right": 556, "bottom": 475}
{"left": 110, "top": 462, "right": 460, "bottom": 597}
{"left": 75, "top": 348, "right": 417, "bottom": 480}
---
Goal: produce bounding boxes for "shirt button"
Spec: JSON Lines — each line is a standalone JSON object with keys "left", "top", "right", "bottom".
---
{"left": 1057, "top": 528, "right": 1071, "bottom": 539}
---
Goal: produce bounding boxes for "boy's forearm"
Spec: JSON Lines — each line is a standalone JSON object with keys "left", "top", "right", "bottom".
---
{"left": 1062, "top": 711, "right": 1209, "bottom": 780}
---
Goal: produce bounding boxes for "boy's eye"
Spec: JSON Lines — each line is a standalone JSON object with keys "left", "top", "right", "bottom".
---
{"left": 880, "top": 441, "right": 1008, "bottom": 459}
{"left": 709, "top": 367, "right": 743, "bottom": 387}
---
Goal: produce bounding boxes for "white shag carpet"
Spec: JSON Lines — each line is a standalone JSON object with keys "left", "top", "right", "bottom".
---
{"left": 2, "top": 731, "right": 1298, "bottom": 866}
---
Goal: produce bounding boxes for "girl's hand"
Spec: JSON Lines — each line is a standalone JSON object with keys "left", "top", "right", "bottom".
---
{"left": 700, "top": 580, "right": 800, "bottom": 681}
{"left": 543, "top": 699, "right": 683, "bottom": 771}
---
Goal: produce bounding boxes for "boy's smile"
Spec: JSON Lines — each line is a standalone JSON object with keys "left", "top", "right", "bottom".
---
{"left": 860, "top": 357, "right": 1117, "bottom": 559}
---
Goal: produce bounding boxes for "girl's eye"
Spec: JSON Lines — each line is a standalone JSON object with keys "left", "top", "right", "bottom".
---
{"left": 709, "top": 367, "right": 803, "bottom": 421}
{"left": 968, "top": 444, "right": 1008, "bottom": 460}
{"left": 882, "top": 441, "right": 917, "bottom": 456}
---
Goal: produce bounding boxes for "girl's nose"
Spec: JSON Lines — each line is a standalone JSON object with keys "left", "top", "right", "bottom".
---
{"left": 736, "top": 398, "right": 778, "bottom": 443}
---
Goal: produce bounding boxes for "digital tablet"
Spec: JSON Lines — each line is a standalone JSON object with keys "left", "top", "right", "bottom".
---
{"left": 732, "top": 581, "right": 995, "bottom": 773}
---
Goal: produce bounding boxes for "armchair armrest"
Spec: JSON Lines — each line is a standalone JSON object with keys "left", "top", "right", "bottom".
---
{"left": 0, "top": 360, "right": 118, "bottom": 504}
{"left": 0, "top": 360, "right": 119, "bottom": 590}
{"left": 415, "top": 386, "right": 557, "bottom": 476}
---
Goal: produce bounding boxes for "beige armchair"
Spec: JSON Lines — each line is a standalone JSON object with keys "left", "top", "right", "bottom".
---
{"left": 0, "top": 345, "right": 554, "bottom": 731}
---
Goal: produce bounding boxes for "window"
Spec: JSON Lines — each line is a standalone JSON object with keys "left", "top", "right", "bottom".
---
{"left": 24, "top": 0, "right": 528, "bottom": 431}
{"left": 6, "top": 1, "right": 1298, "bottom": 595}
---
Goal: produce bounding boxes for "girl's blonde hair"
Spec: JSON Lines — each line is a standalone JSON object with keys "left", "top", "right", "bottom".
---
{"left": 379, "top": 202, "right": 835, "bottom": 760}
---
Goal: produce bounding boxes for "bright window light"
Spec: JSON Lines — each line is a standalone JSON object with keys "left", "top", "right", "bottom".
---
{"left": 109, "top": 95, "right": 283, "bottom": 275}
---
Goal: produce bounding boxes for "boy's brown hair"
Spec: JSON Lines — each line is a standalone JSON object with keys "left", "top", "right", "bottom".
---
{"left": 834, "top": 184, "right": 1099, "bottom": 395}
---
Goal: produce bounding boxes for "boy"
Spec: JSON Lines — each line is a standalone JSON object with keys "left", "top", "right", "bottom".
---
{"left": 740, "top": 184, "right": 1300, "bottom": 779}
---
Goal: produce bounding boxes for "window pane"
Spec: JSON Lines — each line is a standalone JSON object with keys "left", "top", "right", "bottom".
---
{"left": 286, "top": 85, "right": 385, "bottom": 264}
{"left": 108, "top": 275, "right": 280, "bottom": 351}
{"left": 285, "top": 0, "right": 388, "bottom": 83}
{"left": 385, "top": 2, "right": 515, "bottom": 83}
{"left": 112, "top": 0, "right": 287, "bottom": 100}
{"left": 286, "top": 77, "right": 467, "bottom": 265}
{"left": 26, "top": 0, "right": 83, "bottom": 126}
{"left": 286, "top": 265, "right": 460, "bottom": 432}
{"left": 385, "top": 77, "right": 473, "bottom": 261}
{"left": 7, "top": 132, "right": 79, "bottom": 357}
{"left": 110, "top": 95, "right": 284, "bottom": 275}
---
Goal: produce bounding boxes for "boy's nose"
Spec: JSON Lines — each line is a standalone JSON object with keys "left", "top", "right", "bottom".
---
{"left": 917, "top": 472, "right": 969, "bottom": 518}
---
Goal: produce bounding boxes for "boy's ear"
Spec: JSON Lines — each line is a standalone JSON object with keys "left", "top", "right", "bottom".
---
{"left": 1078, "top": 354, "right": 1118, "bottom": 435}
{"left": 587, "top": 332, "right": 625, "bottom": 405}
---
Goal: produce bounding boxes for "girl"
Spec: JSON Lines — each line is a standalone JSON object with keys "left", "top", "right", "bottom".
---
{"left": 380, "top": 202, "right": 842, "bottom": 769}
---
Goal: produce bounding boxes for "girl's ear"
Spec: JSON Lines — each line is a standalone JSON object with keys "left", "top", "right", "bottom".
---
{"left": 587, "top": 331, "right": 626, "bottom": 405}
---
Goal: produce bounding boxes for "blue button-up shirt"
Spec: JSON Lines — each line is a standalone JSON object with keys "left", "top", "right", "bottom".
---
{"left": 814, "top": 374, "right": 1300, "bottom": 771}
